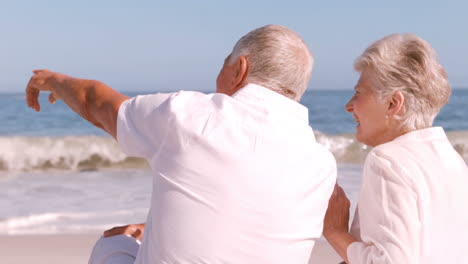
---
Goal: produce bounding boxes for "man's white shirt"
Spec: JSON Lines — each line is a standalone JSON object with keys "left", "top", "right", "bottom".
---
{"left": 117, "top": 83, "right": 337, "bottom": 263}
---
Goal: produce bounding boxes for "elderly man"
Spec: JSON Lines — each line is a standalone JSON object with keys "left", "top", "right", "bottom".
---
{"left": 26, "top": 25, "right": 336, "bottom": 263}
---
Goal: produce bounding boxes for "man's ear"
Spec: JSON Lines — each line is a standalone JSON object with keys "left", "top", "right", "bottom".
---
{"left": 388, "top": 91, "right": 405, "bottom": 117}
{"left": 233, "top": 56, "right": 249, "bottom": 89}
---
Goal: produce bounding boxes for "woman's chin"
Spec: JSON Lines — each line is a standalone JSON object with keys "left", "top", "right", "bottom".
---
{"left": 355, "top": 135, "right": 364, "bottom": 144}
{"left": 355, "top": 129, "right": 369, "bottom": 145}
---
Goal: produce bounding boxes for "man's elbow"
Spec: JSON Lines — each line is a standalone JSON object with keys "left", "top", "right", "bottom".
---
{"left": 83, "top": 80, "right": 127, "bottom": 138}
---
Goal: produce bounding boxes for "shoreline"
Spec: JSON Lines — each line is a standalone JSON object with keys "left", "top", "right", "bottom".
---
{"left": 0, "top": 234, "right": 341, "bottom": 264}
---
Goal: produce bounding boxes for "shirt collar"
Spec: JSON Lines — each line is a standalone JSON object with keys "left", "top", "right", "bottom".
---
{"left": 392, "top": 126, "right": 447, "bottom": 143}
{"left": 231, "top": 83, "right": 309, "bottom": 124}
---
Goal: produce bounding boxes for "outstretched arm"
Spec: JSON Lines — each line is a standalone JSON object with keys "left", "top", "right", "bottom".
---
{"left": 26, "top": 70, "right": 129, "bottom": 138}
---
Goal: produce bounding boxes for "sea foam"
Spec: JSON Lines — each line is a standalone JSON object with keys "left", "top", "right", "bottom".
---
{"left": 1, "top": 131, "right": 467, "bottom": 171}
{"left": 0, "top": 210, "right": 148, "bottom": 235}
{"left": 0, "top": 136, "right": 147, "bottom": 171}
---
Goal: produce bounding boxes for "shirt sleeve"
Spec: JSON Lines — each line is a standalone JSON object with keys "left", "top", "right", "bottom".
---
{"left": 117, "top": 93, "right": 174, "bottom": 159}
{"left": 347, "top": 151, "right": 421, "bottom": 264}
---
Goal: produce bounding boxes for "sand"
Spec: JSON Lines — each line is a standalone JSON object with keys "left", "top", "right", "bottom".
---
{"left": 0, "top": 234, "right": 342, "bottom": 264}
{"left": 0, "top": 234, "right": 100, "bottom": 264}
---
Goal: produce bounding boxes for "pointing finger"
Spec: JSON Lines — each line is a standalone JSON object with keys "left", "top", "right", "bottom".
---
{"left": 33, "top": 69, "right": 47, "bottom": 74}
{"left": 26, "top": 78, "right": 40, "bottom": 111}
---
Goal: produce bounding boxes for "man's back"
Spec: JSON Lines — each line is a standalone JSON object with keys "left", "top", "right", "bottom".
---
{"left": 117, "top": 84, "right": 337, "bottom": 263}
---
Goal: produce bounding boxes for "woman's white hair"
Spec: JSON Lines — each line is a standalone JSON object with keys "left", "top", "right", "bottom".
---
{"left": 229, "top": 24, "right": 313, "bottom": 102}
{"left": 355, "top": 33, "right": 451, "bottom": 131}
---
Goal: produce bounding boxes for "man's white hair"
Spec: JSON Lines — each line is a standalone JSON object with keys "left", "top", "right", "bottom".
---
{"left": 355, "top": 33, "right": 451, "bottom": 130}
{"left": 229, "top": 24, "right": 313, "bottom": 102}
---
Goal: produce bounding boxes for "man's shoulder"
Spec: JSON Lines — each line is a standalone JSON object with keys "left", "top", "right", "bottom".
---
{"left": 170, "top": 90, "right": 231, "bottom": 105}
{"left": 133, "top": 90, "right": 226, "bottom": 101}
{"left": 130, "top": 90, "right": 232, "bottom": 114}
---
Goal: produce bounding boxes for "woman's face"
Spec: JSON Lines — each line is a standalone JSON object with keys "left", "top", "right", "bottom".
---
{"left": 345, "top": 70, "right": 391, "bottom": 147}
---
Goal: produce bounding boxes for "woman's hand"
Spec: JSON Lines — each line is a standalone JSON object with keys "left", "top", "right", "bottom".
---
{"left": 323, "top": 183, "right": 351, "bottom": 238}
{"left": 323, "top": 184, "right": 356, "bottom": 263}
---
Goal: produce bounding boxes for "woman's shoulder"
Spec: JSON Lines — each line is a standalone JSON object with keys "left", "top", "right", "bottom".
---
{"left": 366, "top": 140, "right": 409, "bottom": 166}
{"left": 368, "top": 130, "right": 433, "bottom": 165}
{"left": 363, "top": 144, "right": 418, "bottom": 188}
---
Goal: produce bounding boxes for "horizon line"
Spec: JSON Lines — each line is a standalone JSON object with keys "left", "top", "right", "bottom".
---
{"left": 1, "top": 87, "right": 468, "bottom": 95}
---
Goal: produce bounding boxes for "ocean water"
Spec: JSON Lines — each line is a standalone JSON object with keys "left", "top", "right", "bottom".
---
{"left": 0, "top": 89, "right": 467, "bottom": 235}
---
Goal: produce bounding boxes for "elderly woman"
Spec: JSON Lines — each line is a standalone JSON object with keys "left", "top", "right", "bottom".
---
{"left": 323, "top": 34, "right": 468, "bottom": 263}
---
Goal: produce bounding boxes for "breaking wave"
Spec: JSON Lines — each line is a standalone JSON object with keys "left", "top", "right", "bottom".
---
{"left": 0, "top": 131, "right": 467, "bottom": 171}
{"left": 0, "top": 136, "right": 148, "bottom": 171}
{"left": 315, "top": 130, "right": 468, "bottom": 164}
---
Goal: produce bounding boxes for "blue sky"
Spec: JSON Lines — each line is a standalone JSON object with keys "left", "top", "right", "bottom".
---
{"left": 1, "top": 1, "right": 467, "bottom": 93}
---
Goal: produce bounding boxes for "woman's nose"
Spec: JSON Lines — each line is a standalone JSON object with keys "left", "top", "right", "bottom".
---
{"left": 345, "top": 98, "right": 353, "bottom": 113}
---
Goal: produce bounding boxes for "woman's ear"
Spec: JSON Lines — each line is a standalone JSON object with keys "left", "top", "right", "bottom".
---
{"left": 388, "top": 91, "right": 405, "bottom": 117}
{"left": 233, "top": 56, "right": 249, "bottom": 89}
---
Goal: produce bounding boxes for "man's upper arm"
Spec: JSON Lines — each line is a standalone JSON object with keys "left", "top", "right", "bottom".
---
{"left": 114, "top": 93, "right": 176, "bottom": 158}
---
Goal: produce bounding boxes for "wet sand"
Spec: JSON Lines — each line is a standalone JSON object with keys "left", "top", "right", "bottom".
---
{"left": 0, "top": 234, "right": 342, "bottom": 264}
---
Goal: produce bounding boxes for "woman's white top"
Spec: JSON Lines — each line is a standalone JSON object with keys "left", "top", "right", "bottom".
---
{"left": 348, "top": 127, "right": 468, "bottom": 263}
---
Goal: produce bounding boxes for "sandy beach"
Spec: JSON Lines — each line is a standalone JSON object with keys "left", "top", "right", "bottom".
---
{"left": 0, "top": 234, "right": 342, "bottom": 264}
{"left": 0, "top": 234, "right": 100, "bottom": 264}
